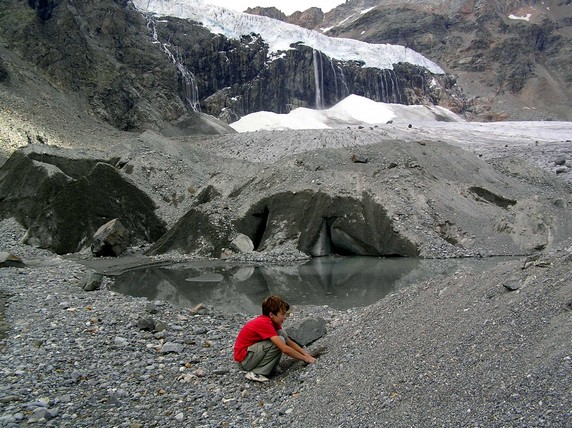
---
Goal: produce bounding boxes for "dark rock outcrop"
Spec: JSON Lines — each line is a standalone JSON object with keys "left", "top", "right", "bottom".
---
{"left": 147, "top": 203, "right": 235, "bottom": 258}
{"left": 150, "top": 17, "right": 463, "bottom": 121}
{"left": 235, "top": 191, "right": 419, "bottom": 257}
{"left": 148, "top": 189, "right": 420, "bottom": 258}
{"left": 244, "top": 6, "right": 287, "bottom": 21}
{"left": 288, "top": 8, "right": 325, "bottom": 29}
{"left": 0, "top": 145, "right": 166, "bottom": 254}
{"left": 0, "top": 0, "right": 234, "bottom": 135}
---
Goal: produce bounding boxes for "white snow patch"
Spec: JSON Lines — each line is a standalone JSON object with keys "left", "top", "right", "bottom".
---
{"left": 133, "top": 0, "right": 444, "bottom": 73}
{"left": 509, "top": 13, "right": 532, "bottom": 21}
{"left": 230, "top": 94, "right": 463, "bottom": 132}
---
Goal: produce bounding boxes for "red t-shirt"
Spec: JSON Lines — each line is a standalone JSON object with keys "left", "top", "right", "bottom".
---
{"left": 234, "top": 315, "right": 281, "bottom": 362}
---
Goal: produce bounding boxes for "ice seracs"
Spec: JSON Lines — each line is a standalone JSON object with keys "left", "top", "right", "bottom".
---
{"left": 132, "top": 0, "right": 444, "bottom": 74}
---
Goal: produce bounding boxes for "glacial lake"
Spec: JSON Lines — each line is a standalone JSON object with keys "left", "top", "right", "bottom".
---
{"left": 106, "top": 256, "right": 514, "bottom": 315}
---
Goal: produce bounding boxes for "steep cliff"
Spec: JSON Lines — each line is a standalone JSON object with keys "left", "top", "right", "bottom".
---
{"left": 249, "top": 0, "right": 572, "bottom": 120}
{"left": 148, "top": 15, "right": 462, "bottom": 121}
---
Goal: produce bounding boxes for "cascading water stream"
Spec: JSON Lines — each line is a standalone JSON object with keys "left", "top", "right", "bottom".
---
{"left": 313, "top": 49, "right": 324, "bottom": 109}
{"left": 389, "top": 70, "right": 400, "bottom": 104}
{"left": 146, "top": 16, "right": 201, "bottom": 112}
{"left": 337, "top": 65, "right": 350, "bottom": 101}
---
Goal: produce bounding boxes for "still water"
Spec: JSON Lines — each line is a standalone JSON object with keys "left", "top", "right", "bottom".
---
{"left": 109, "top": 256, "right": 512, "bottom": 315}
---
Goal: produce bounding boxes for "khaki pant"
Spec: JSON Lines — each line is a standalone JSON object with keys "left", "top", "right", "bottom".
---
{"left": 238, "top": 330, "right": 288, "bottom": 376}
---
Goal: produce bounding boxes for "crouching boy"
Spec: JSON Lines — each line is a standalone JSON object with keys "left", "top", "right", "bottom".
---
{"left": 234, "top": 295, "right": 316, "bottom": 382}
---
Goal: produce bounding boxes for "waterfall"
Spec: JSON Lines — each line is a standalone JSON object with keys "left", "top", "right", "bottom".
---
{"left": 338, "top": 66, "right": 350, "bottom": 100}
{"left": 389, "top": 70, "right": 399, "bottom": 104}
{"left": 146, "top": 16, "right": 200, "bottom": 112}
{"left": 329, "top": 59, "right": 339, "bottom": 101}
{"left": 380, "top": 71, "right": 389, "bottom": 103}
{"left": 331, "top": 61, "right": 350, "bottom": 101}
{"left": 313, "top": 49, "right": 324, "bottom": 109}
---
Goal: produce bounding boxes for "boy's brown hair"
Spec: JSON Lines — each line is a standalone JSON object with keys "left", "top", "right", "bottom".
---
{"left": 262, "top": 295, "right": 290, "bottom": 316}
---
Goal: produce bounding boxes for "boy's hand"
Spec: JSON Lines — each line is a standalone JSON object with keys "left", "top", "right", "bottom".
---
{"left": 305, "top": 356, "right": 317, "bottom": 364}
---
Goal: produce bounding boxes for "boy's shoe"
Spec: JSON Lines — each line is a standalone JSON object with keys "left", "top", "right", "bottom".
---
{"left": 245, "top": 371, "right": 269, "bottom": 382}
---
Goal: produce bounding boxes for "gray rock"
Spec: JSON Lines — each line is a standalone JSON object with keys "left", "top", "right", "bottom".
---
{"left": 91, "top": 218, "right": 129, "bottom": 257}
{"left": 0, "top": 146, "right": 167, "bottom": 255}
{"left": 81, "top": 271, "right": 104, "bottom": 291}
{"left": 230, "top": 233, "right": 254, "bottom": 253}
{"left": 137, "top": 318, "right": 156, "bottom": 331}
{"left": 287, "top": 317, "right": 327, "bottom": 346}
{"left": 0, "top": 395, "right": 22, "bottom": 404}
{"left": 503, "top": 280, "right": 522, "bottom": 291}
{"left": 160, "top": 342, "right": 184, "bottom": 354}
{"left": 351, "top": 154, "right": 368, "bottom": 163}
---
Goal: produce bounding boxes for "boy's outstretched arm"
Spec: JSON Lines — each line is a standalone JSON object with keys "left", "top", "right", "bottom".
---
{"left": 270, "top": 336, "right": 317, "bottom": 364}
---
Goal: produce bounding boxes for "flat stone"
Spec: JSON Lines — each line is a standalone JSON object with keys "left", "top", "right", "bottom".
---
{"left": 160, "top": 342, "right": 184, "bottom": 354}
{"left": 287, "top": 317, "right": 327, "bottom": 346}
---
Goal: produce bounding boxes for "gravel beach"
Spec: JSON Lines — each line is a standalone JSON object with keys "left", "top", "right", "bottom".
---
{"left": 0, "top": 219, "right": 352, "bottom": 427}
{"left": 1, "top": 1, "right": 571, "bottom": 424}
{"left": 1, "top": 215, "right": 571, "bottom": 427}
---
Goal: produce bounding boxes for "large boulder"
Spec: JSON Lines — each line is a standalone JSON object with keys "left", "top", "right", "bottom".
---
{"left": 80, "top": 271, "right": 104, "bottom": 292}
{"left": 91, "top": 218, "right": 130, "bottom": 257}
{"left": 287, "top": 317, "right": 327, "bottom": 347}
{"left": 0, "top": 145, "right": 167, "bottom": 254}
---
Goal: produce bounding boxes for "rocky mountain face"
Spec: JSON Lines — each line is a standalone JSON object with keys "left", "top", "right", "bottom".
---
{"left": 250, "top": 0, "right": 572, "bottom": 120}
{"left": 153, "top": 13, "right": 462, "bottom": 123}
{"left": 0, "top": 0, "right": 464, "bottom": 143}
{"left": 0, "top": 0, "right": 234, "bottom": 139}
{"left": 245, "top": 6, "right": 325, "bottom": 29}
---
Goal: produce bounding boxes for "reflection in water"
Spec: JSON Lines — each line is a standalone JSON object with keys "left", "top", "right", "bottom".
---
{"left": 110, "top": 256, "right": 512, "bottom": 314}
